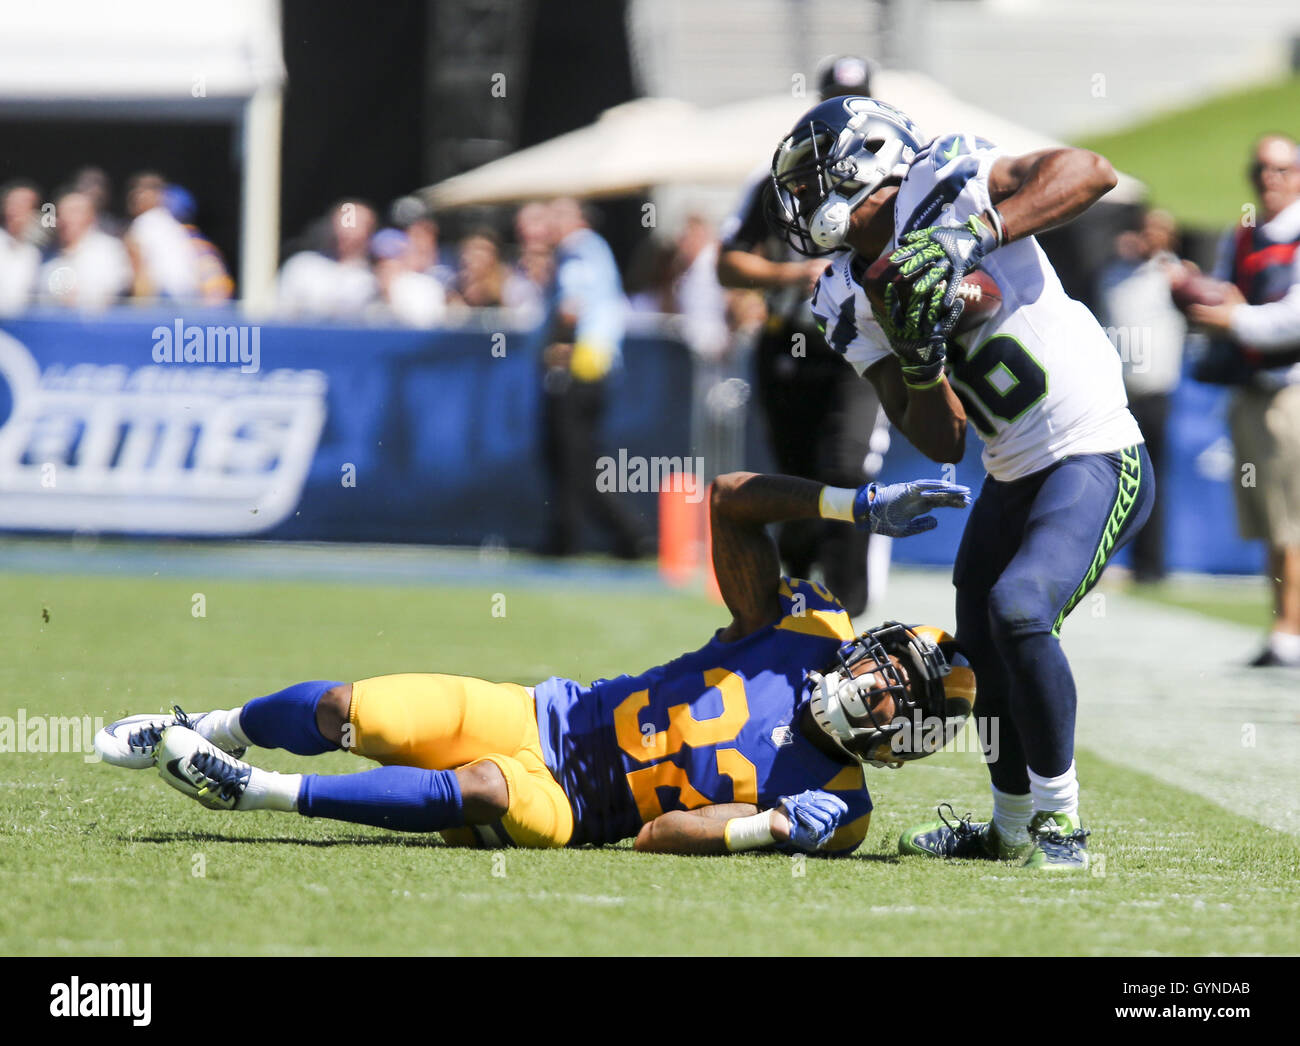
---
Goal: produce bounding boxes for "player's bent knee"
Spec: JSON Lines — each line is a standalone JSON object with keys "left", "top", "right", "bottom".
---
{"left": 987, "top": 576, "right": 1052, "bottom": 641}
{"left": 455, "top": 761, "right": 510, "bottom": 822}
{"left": 315, "top": 683, "right": 352, "bottom": 745}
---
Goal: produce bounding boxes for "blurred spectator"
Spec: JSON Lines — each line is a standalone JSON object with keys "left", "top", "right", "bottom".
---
{"left": 369, "top": 226, "right": 446, "bottom": 327}
{"left": 503, "top": 201, "right": 553, "bottom": 323}
{"left": 0, "top": 181, "right": 41, "bottom": 314}
{"left": 277, "top": 199, "right": 379, "bottom": 320}
{"left": 125, "top": 171, "right": 200, "bottom": 300}
{"left": 1188, "top": 134, "right": 1300, "bottom": 667}
{"left": 164, "top": 184, "right": 234, "bottom": 303}
{"left": 626, "top": 236, "right": 678, "bottom": 313}
{"left": 73, "top": 166, "right": 124, "bottom": 237}
{"left": 628, "top": 216, "right": 730, "bottom": 361}
{"left": 390, "top": 198, "right": 456, "bottom": 292}
{"left": 1096, "top": 208, "right": 1187, "bottom": 582}
{"left": 817, "top": 54, "right": 876, "bottom": 100}
{"left": 454, "top": 227, "right": 509, "bottom": 308}
{"left": 672, "top": 215, "right": 730, "bottom": 361}
{"left": 38, "top": 189, "right": 131, "bottom": 310}
{"left": 539, "top": 197, "right": 648, "bottom": 558}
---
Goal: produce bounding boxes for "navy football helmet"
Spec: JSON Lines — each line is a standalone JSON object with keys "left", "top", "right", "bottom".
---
{"left": 768, "top": 96, "right": 927, "bottom": 256}
{"left": 806, "top": 622, "right": 976, "bottom": 766}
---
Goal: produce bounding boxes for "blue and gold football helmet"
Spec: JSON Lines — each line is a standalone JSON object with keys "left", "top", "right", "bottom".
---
{"left": 806, "top": 621, "right": 976, "bottom": 766}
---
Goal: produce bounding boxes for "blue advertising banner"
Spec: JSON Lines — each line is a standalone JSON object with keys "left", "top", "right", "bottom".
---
{"left": 0, "top": 310, "right": 693, "bottom": 549}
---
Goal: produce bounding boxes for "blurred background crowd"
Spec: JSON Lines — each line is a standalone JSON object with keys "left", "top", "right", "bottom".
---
{"left": 0, "top": 169, "right": 764, "bottom": 347}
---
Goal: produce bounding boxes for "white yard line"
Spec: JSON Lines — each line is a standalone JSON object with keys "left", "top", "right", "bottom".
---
{"left": 868, "top": 570, "right": 1300, "bottom": 835}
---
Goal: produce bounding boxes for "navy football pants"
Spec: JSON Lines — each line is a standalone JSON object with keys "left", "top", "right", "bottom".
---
{"left": 953, "top": 444, "right": 1154, "bottom": 792}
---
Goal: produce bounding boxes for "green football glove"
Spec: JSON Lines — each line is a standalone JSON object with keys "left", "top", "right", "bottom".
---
{"left": 888, "top": 215, "right": 1001, "bottom": 352}
{"left": 877, "top": 279, "right": 947, "bottom": 389}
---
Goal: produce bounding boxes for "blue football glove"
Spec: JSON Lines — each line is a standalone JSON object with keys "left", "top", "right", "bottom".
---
{"left": 777, "top": 790, "right": 849, "bottom": 852}
{"left": 853, "top": 478, "right": 973, "bottom": 538}
{"left": 889, "top": 215, "right": 1000, "bottom": 352}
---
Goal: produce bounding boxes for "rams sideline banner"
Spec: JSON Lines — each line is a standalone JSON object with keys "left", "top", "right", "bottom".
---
{"left": 0, "top": 310, "right": 692, "bottom": 549}
{"left": 0, "top": 310, "right": 1264, "bottom": 572}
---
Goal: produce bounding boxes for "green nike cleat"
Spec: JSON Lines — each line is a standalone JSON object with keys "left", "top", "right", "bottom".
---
{"left": 899, "top": 804, "right": 1032, "bottom": 861}
{"left": 1022, "top": 811, "right": 1091, "bottom": 871}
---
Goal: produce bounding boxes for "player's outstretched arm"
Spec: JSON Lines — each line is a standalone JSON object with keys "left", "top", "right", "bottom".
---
{"left": 711, "top": 471, "right": 971, "bottom": 640}
{"left": 710, "top": 472, "right": 824, "bottom": 639}
{"left": 633, "top": 792, "right": 848, "bottom": 856}
{"left": 717, "top": 248, "right": 828, "bottom": 292}
{"left": 634, "top": 803, "right": 763, "bottom": 855}
{"left": 987, "top": 147, "right": 1117, "bottom": 244}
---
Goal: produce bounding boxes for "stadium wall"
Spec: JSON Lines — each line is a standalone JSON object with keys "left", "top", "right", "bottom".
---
{"left": 0, "top": 311, "right": 1263, "bottom": 574}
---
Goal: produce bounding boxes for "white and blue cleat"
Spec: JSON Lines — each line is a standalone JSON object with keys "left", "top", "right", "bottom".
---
{"left": 94, "top": 706, "right": 243, "bottom": 769}
{"left": 156, "top": 726, "right": 253, "bottom": 811}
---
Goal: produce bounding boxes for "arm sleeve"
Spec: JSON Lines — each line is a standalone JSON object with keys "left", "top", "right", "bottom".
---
{"left": 1229, "top": 268, "right": 1300, "bottom": 349}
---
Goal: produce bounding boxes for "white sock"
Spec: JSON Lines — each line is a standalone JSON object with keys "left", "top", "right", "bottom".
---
{"left": 238, "top": 770, "right": 302, "bottom": 812}
{"left": 1028, "top": 760, "right": 1079, "bottom": 819}
{"left": 990, "top": 784, "right": 1032, "bottom": 844}
{"left": 199, "top": 707, "right": 253, "bottom": 751}
{"left": 1268, "top": 630, "right": 1300, "bottom": 661}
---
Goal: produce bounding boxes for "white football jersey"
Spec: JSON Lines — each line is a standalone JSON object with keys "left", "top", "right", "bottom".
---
{"left": 810, "top": 133, "right": 1142, "bottom": 481}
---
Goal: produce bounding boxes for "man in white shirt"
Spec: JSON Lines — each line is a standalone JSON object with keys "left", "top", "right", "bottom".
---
{"left": 39, "top": 190, "right": 131, "bottom": 311}
{"left": 277, "top": 200, "right": 379, "bottom": 322}
{"left": 125, "top": 172, "right": 200, "bottom": 301}
{"left": 0, "top": 181, "right": 41, "bottom": 314}
{"left": 1187, "top": 134, "right": 1300, "bottom": 668}
{"left": 1096, "top": 209, "right": 1187, "bottom": 581}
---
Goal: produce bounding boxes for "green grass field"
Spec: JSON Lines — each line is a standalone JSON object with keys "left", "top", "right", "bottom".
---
{"left": 2, "top": 554, "right": 1297, "bottom": 956}
{"left": 1127, "top": 575, "right": 1273, "bottom": 632}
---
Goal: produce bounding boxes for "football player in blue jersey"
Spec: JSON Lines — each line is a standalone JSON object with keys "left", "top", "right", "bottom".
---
{"left": 95, "top": 471, "right": 972, "bottom": 857}
{"left": 767, "top": 97, "right": 1155, "bottom": 870}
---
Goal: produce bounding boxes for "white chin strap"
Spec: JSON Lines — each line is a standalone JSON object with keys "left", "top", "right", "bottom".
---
{"left": 806, "top": 669, "right": 858, "bottom": 752}
{"left": 807, "top": 138, "right": 910, "bottom": 250}
{"left": 809, "top": 193, "right": 859, "bottom": 250}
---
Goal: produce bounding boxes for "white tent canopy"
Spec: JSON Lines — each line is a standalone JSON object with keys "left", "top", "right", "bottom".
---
{"left": 0, "top": 0, "right": 282, "bottom": 105}
{"left": 424, "top": 68, "right": 1145, "bottom": 208}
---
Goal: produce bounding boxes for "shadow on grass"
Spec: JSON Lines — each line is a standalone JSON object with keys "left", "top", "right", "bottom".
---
{"left": 117, "top": 831, "right": 904, "bottom": 861}
{"left": 119, "top": 831, "right": 444, "bottom": 848}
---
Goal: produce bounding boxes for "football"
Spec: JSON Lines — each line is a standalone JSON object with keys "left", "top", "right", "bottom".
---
{"left": 864, "top": 255, "right": 1003, "bottom": 333}
{"left": 1170, "top": 272, "right": 1229, "bottom": 311}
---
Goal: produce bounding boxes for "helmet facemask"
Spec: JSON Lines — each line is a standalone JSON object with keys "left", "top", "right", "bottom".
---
{"left": 807, "top": 622, "right": 958, "bottom": 766}
{"left": 768, "top": 99, "right": 923, "bottom": 256}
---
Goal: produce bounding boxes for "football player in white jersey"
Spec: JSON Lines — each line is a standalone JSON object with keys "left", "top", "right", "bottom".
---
{"left": 767, "top": 96, "right": 1154, "bottom": 870}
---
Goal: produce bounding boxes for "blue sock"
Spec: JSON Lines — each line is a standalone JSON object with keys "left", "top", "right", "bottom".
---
{"left": 239, "top": 680, "right": 343, "bottom": 756}
{"left": 298, "top": 766, "right": 465, "bottom": 832}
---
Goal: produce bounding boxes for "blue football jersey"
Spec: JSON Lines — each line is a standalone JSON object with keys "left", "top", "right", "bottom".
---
{"left": 533, "top": 578, "right": 874, "bottom": 853}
